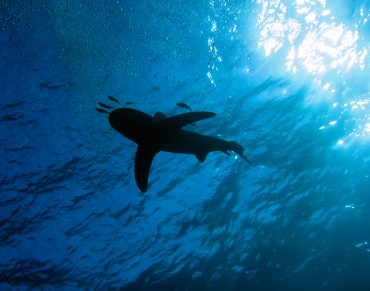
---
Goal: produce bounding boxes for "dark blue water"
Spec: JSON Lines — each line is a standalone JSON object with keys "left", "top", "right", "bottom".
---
{"left": 1, "top": 1, "right": 370, "bottom": 290}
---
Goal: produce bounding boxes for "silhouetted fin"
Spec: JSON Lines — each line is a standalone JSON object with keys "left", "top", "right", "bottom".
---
{"left": 126, "top": 101, "right": 135, "bottom": 105}
{"left": 164, "top": 111, "right": 216, "bottom": 130}
{"left": 98, "top": 102, "right": 114, "bottom": 109}
{"left": 154, "top": 112, "right": 167, "bottom": 122}
{"left": 135, "top": 146, "right": 158, "bottom": 192}
{"left": 96, "top": 108, "right": 109, "bottom": 114}
{"left": 155, "top": 111, "right": 196, "bottom": 126}
{"left": 196, "top": 150, "right": 208, "bottom": 163}
{"left": 229, "top": 142, "right": 254, "bottom": 166}
{"left": 176, "top": 102, "right": 192, "bottom": 112}
{"left": 240, "top": 154, "right": 254, "bottom": 166}
{"left": 108, "top": 96, "right": 120, "bottom": 104}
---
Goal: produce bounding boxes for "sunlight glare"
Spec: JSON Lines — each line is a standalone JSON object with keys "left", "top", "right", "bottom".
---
{"left": 257, "top": 0, "right": 370, "bottom": 142}
{"left": 257, "top": 0, "right": 368, "bottom": 76}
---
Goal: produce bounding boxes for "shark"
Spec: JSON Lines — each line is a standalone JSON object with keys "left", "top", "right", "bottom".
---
{"left": 107, "top": 107, "right": 254, "bottom": 192}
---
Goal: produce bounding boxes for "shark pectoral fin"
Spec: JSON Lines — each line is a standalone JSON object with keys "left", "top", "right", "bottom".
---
{"left": 135, "top": 146, "right": 157, "bottom": 192}
{"left": 165, "top": 111, "right": 217, "bottom": 129}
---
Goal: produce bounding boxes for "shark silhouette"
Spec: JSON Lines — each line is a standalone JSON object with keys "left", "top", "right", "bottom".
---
{"left": 108, "top": 108, "right": 253, "bottom": 192}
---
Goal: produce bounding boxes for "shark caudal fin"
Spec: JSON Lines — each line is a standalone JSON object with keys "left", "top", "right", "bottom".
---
{"left": 195, "top": 141, "right": 254, "bottom": 165}
{"left": 135, "top": 145, "right": 158, "bottom": 192}
{"left": 228, "top": 142, "right": 254, "bottom": 166}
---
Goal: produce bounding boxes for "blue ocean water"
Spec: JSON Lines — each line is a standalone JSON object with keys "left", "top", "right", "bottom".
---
{"left": 1, "top": 0, "right": 370, "bottom": 290}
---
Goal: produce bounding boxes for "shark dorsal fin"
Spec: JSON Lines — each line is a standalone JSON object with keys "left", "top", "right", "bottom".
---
{"left": 163, "top": 111, "right": 216, "bottom": 130}
{"left": 135, "top": 145, "right": 158, "bottom": 192}
{"left": 154, "top": 111, "right": 167, "bottom": 121}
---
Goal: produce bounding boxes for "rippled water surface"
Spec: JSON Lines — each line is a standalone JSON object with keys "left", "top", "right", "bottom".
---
{"left": 1, "top": 0, "right": 370, "bottom": 290}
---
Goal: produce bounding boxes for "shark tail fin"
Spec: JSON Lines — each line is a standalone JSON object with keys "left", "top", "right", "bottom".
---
{"left": 229, "top": 142, "right": 254, "bottom": 166}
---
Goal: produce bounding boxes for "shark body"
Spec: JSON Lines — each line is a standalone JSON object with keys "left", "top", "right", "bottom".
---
{"left": 108, "top": 108, "right": 253, "bottom": 192}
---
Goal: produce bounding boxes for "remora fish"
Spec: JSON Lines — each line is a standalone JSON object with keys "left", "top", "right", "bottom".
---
{"left": 96, "top": 108, "right": 109, "bottom": 114}
{"left": 98, "top": 102, "right": 115, "bottom": 109}
{"left": 108, "top": 96, "right": 120, "bottom": 104}
{"left": 176, "top": 102, "right": 192, "bottom": 112}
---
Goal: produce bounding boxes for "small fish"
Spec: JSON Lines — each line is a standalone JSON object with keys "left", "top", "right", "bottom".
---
{"left": 98, "top": 102, "right": 114, "bottom": 109}
{"left": 95, "top": 108, "right": 109, "bottom": 114}
{"left": 176, "top": 102, "right": 192, "bottom": 112}
{"left": 40, "top": 82, "right": 68, "bottom": 90}
{"left": 126, "top": 101, "right": 135, "bottom": 105}
{"left": 108, "top": 96, "right": 120, "bottom": 104}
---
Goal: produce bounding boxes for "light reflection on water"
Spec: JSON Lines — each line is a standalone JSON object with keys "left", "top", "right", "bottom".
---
{"left": 257, "top": 0, "right": 370, "bottom": 143}
{"left": 257, "top": 0, "right": 368, "bottom": 75}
